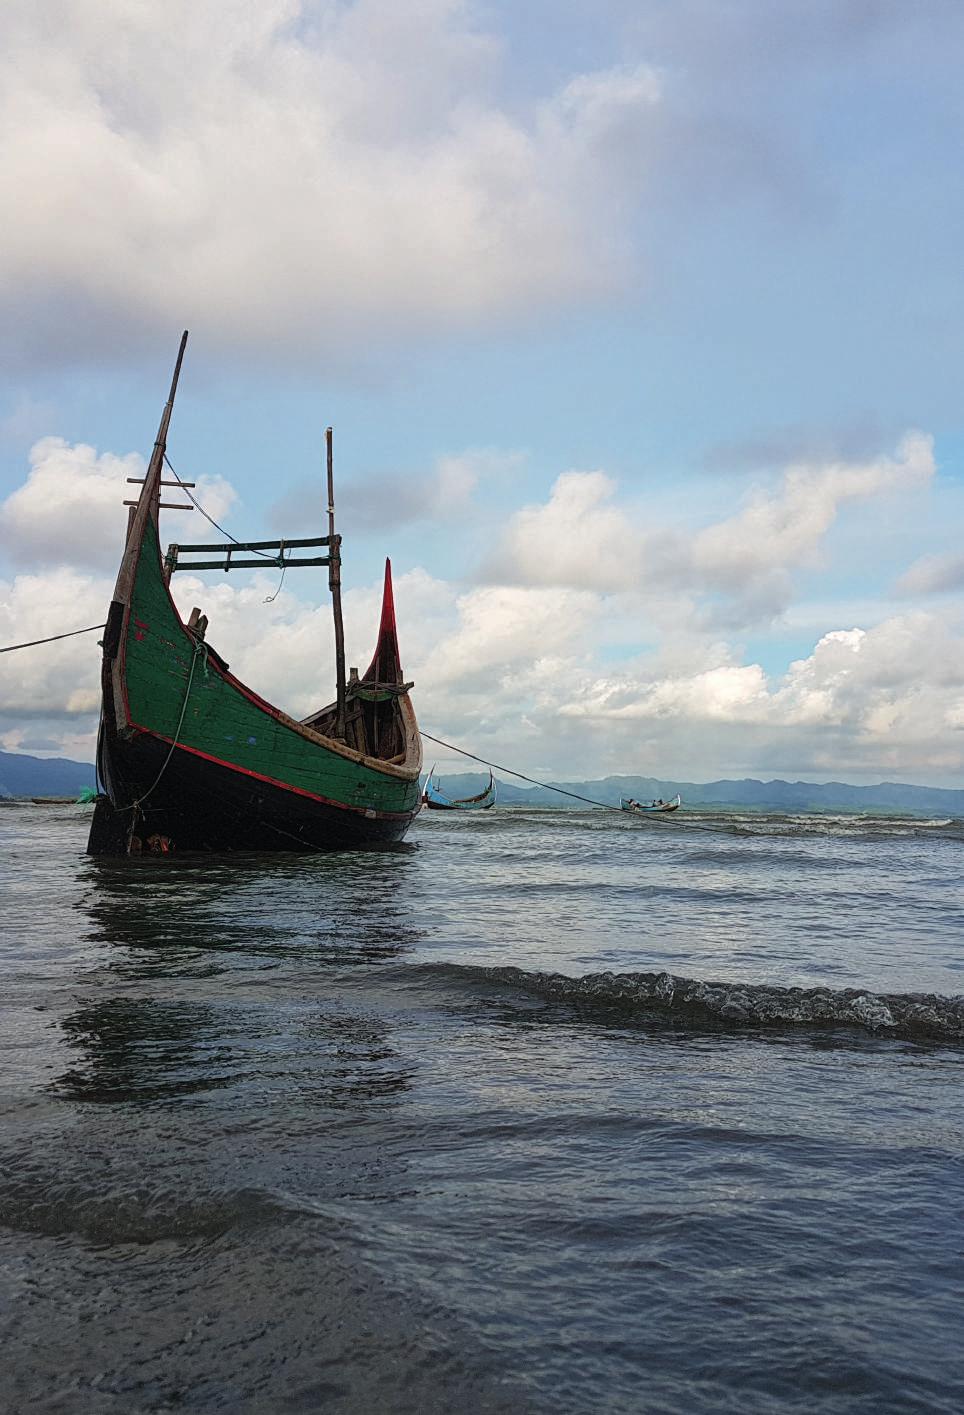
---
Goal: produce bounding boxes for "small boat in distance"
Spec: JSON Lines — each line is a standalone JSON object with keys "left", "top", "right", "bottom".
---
{"left": 621, "top": 794, "right": 682, "bottom": 815}
{"left": 88, "top": 332, "right": 422, "bottom": 855}
{"left": 422, "top": 768, "right": 497, "bottom": 811}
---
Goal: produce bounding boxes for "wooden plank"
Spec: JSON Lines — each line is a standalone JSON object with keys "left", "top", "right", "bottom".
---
{"left": 171, "top": 556, "right": 331, "bottom": 570}
{"left": 327, "top": 428, "right": 347, "bottom": 738}
{"left": 127, "top": 478, "right": 197, "bottom": 487}
{"left": 124, "top": 500, "right": 194, "bottom": 510}
{"left": 172, "top": 536, "right": 332, "bottom": 553}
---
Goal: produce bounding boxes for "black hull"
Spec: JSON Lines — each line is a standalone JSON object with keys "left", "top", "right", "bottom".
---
{"left": 88, "top": 732, "right": 418, "bottom": 855}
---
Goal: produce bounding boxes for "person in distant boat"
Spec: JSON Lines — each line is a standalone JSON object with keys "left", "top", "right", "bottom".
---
{"left": 657, "top": 798, "right": 664, "bottom": 806}
{"left": 628, "top": 798, "right": 638, "bottom": 809}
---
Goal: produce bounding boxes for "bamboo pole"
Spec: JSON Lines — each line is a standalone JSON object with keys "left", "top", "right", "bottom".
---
{"left": 327, "top": 427, "right": 347, "bottom": 738}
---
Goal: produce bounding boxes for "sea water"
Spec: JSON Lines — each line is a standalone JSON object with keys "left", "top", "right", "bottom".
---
{"left": 1, "top": 802, "right": 963, "bottom": 1413}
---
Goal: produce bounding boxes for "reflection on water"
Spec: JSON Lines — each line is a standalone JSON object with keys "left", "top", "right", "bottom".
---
{"left": 54, "top": 850, "right": 425, "bottom": 1106}
{"left": 3, "top": 805, "right": 963, "bottom": 1415}
{"left": 56, "top": 997, "right": 235, "bottom": 1102}
{"left": 54, "top": 994, "right": 416, "bottom": 1109}
{"left": 77, "top": 851, "right": 424, "bottom": 968}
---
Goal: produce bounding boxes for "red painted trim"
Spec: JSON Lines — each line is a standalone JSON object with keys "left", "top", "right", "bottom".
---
{"left": 133, "top": 728, "right": 414, "bottom": 820}
{"left": 121, "top": 501, "right": 416, "bottom": 771}
{"left": 362, "top": 556, "right": 403, "bottom": 682}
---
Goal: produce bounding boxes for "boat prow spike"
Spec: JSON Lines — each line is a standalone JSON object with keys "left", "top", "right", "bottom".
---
{"left": 362, "top": 557, "right": 403, "bottom": 685}
{"left": 379, "top": 557, "right": 397, "bottom": 636}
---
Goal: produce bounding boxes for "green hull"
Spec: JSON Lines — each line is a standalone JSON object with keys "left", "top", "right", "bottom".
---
{"left": 89, "top": 335, "right": 421, "bottom": 854}
{"left": 120, "top": 520, "right": 419, "bottom": 818}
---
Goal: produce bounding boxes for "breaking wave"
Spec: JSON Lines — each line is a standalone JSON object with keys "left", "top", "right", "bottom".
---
{"left": 446, "top": 963, "right": 964, "bottom": 1042}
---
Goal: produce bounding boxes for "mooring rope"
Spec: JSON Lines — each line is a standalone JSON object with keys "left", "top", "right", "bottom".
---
{"left": 2, "top": 614, "right": 641, "bottom": 818}
{"left": 122, "top": 640, "right": 206, "bottom": 816}
{"left": 419, "top": 730, "right": 624, "bottom": 812}
{"left": 1, "top": 624, "right": 105, "bottom": 653}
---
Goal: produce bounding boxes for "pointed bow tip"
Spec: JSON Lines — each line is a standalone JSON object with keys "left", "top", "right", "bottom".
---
{"left": 379, "top": 558, "right": 397, "bottom": 630}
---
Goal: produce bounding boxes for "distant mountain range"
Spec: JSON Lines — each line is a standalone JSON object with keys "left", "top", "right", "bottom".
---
{"left": 0, "top": 750, "right": 96, "bottom": 799}
{"left": 427, "top": 771, "right": 964, "bottom": 816}
{"left": 2, "top": 748, "right": 962, "bottom": 815}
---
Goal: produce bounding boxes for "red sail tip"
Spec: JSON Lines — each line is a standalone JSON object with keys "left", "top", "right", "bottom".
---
{"left": 363, "top": 557, "right": 403, "bottom": 684}
{"left": 379, "top": 558, "right": 397, "bottom": 638}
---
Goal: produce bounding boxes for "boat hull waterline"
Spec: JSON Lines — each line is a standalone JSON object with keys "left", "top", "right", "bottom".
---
{"left": 421, "top": 769, "right": 497, "bottom": 811}
{"left": 620, "top": 794, "right": 682, "bottom": 815}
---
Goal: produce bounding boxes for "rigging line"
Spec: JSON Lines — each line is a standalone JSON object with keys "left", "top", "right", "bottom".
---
{"left": 163, "top": 452, "right": 276, "bottom": 558}
{"left": 122, "top": 640, "right": 205, "bottom": 815}
{"left": 419, "top": 730, "right": 624, "bottom": 813}
{"left": 264, "top": 558, "right": 288, "bottom": 603}
{"left": 1, "top": 624, "right": 105, "bottom": 654}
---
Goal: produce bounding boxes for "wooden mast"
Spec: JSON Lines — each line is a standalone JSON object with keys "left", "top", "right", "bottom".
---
{"left": 326, "top": 427, "right": 347, "bottom": 738}
{"left": 113, "top": 330, "right": 188, "bottom": 605}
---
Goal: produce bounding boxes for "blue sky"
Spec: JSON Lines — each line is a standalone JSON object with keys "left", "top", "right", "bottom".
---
{"left": 1, "top": 0, "right": 963, "bottom": 783}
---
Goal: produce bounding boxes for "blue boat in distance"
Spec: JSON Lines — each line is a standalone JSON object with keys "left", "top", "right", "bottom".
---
{"left": 422, "top": 768, "right": 497, "bottom": 811}
{"left": 621, "top": 794, "right": 682, "bottom": 814}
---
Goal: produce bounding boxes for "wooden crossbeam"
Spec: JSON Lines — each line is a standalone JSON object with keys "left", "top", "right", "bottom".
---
{"left": 126, "top": 477, "right": 197, "bottom": 487}
{"left": 171, "top": 555, "right": 331, "bottom": 571}
{"left": 172, "top": 536, "right": 334, "bottom": 553}
{"left": 125, "top": 500, "right": 194, "bottom": 510}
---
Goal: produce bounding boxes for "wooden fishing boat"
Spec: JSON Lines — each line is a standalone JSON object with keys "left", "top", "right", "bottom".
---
{"left": 620, "top": 794, "right": 682, "bottom": 815}
{"left": 88, "top": 332, "right": 422, "bottom": 855}
{"left": 422, "top": 769, "right": 496, "bottom": 811}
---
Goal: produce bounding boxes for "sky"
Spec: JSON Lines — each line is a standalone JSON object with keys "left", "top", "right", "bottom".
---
{"left": 1, "top": 0, "right": 964, "bottom": 785}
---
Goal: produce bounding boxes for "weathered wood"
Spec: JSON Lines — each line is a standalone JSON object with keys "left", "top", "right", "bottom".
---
{"left": 124, "top": 500, "right": 194, "bottom": 510}
{"left": 171, "top": 555, "right": 331, "bottom": 570}
{"left": 327, "top": 427, "right": 347, "bottom": 739}
{"left": 111, "top": 331, "right": 189, "bottom": 607}
{"left": 172, "top": 536, "right": 333, "bottom": 553}
{"left": 127, "top": 478, "right": 197, "bottom": 487}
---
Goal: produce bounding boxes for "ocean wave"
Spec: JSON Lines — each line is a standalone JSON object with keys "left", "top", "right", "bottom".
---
{"left": 457, "top": 964, "right": 964, "bottom": 1042}
{"left": 679, "top": 813, "right": 964, "bottom": 842}
{"left": 0, "top": 1166, "right": 286, "bottom": 1243}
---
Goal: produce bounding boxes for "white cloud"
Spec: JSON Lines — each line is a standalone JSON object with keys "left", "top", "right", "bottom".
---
{"left": 487, "top": 470, "right": 653, "bottom": 591}
{"left": 690, "top": 431, "right": 935, "bottom": 620}
{"left": 489, "top": 432, "right": 935, "bottom": 627}
{"left": 560, "top": 662, "right": 770, "bottom": 725}
{"left": 0, "top": 437, "right": 237, "bottom": 572}
{"left": 0, "top": 1, "right": 662, "bottom": 369}
{"left": 0, "top": 566, "right": 109, "bottom": 722}
{"left": 548, "top": 609, "right": 964, "bottom": 780}
{"left": 2, "top": 426, "right": 962, "bottom": 784}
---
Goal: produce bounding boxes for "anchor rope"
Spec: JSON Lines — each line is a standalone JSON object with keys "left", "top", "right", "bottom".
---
{"left": 121, "top": 640, "right": 206, "bottom": 816}
{"left": 1, "top": 623, "right": 105, "bottom": 653}
{"left": 419, "top": 730, "right": 625, "bottom": 813}
{"left": 4, "top": 615, "right": 655, "bottom": 818}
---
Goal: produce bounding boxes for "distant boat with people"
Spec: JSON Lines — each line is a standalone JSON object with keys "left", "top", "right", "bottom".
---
{"left": 620, "top": 794, "right": 682, "bottom": 814}
{"left": 422, "top": 769, "right": 497, "bottom": 811}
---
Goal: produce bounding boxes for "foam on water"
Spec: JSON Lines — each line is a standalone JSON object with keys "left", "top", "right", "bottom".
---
{"left": 468, "top": 964, "right": 964, "bottom": 1040}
